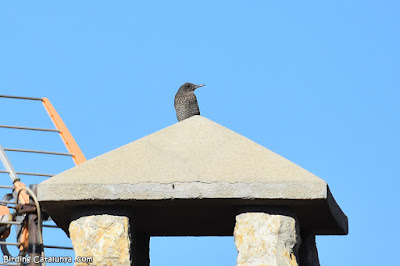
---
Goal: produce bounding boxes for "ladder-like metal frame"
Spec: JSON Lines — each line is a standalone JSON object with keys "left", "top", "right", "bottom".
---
{"left": 0, "top": 95, "right": 86, "bottom": 165}
{"left": 0, "top": 95, "right": 86, "bottom": 265}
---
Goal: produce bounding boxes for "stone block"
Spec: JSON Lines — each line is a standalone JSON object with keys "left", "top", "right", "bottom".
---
{"left": 69, "top": 214, "right": 131, "bottom": 266}
{"left": 234, "top": 212, "right": 300, "bottom": 266}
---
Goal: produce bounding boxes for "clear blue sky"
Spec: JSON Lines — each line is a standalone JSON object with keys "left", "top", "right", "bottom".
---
{"left": 0, "top": 1, "right": 399, "bottom": 265}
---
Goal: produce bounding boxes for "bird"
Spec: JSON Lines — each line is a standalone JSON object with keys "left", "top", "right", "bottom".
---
{"left": 174, "top": 82, "right": 205, "bottom": 122}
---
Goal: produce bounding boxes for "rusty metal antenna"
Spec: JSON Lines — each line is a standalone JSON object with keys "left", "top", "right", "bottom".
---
{"left": 0, "top": 95, "right": 86, "bottom": 265}
{"left": 0, "top": 95, "right": 86, "bottom": 165}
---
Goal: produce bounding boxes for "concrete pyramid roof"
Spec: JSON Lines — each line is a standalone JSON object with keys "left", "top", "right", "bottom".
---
{"left": 38, "top": 116, "right": 348, "bottom": 235}
{"left": 39, "top": 116, "right": 327, "bottom": 200}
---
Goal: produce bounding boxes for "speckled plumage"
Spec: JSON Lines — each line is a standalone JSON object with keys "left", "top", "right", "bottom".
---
{"left": 174, "top": 82, "right": 204, "bottom": 122}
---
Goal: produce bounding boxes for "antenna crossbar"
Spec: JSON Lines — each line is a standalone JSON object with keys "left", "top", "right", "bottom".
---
{"left": 0, "top": 125, "right": 60, "bottom": 132}
{"left": 3, "top": 148, "right": 73, "bottom": 156}
{"left": 0, "top": 95, "right": 42, "bottom": 101}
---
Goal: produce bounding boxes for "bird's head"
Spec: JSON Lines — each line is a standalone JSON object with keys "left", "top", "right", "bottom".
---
{"left": 180, "top": 82, "right": 205, "bottom": 92}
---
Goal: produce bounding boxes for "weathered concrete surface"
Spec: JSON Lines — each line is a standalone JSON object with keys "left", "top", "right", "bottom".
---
{"left": 37, "top": 116, "right": 348, "bottom": 236}
{"left": 38, "top": 116, "right": 327, "bottom": 201}
{"left": 69, "top": 215, "right": 131, "bottom": 266}
{"left": 234, "top": 212, "right": 300, "bottom": 266}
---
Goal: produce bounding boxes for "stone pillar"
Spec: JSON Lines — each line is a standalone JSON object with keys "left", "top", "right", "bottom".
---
{"left": 69, "top": 214, "right": 131, "bottom": 266}
{"left": 234, "top": 211, "right": 301, "bottom": 266}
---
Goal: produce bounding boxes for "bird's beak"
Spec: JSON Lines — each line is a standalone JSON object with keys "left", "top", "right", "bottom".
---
{"left": 195, "top": 84, "right": 205, "bottom": 89}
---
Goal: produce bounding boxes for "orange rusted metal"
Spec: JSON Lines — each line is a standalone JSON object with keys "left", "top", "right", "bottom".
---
{"left": 42, "top": 97, "right": 86, "bottom": 165}
{"left": 13, "top": 182, "right": 30, "bottom": 250}
{"left": 0, "top": 205, "right": 10, "bottom": 216}
{"left": 19, "top": 227, "right": 29, "bottom": 251}
{"left": 0, "top": 205, "right": 11, "bottom": 239}
{"left": 13, "top": 181, "right": 29, "bottom": 205}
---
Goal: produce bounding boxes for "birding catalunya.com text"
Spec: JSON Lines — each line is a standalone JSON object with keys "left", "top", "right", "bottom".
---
{"left": 3, "top": 255, "right": 93, "bottom": 264}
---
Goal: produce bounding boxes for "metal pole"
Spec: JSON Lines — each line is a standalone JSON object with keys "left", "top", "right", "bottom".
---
{"left": 0, "top": 170, "right": 53, "bottom": 177}
{"left": 42, "top": 97, "right": 87, "bottom": 165}
{"left": 0, "top": 221, "right": 23, "bottom": 225}
{"left": 0, "top": 201, "right": 16, "bottom": 205}
{"left": 0, "top": 125, "right": 60, "bottom": 132}
{"left": 0, "top": 241, "right": 21, "bottom": 246}
{"left": 43, "top": 245, "right": 73, "bottom": 250}
{"left": 0, "top": 144, "right": 19, "bottom": 183}
{"left": 28, "top": 214, "right": 40, "bottom": 266}
{"left": 28, "top": 185, "right": 41, "bottom": 266}
{"left": 3, "top": 148, "right": 73, "bottom": 156}
{"left": 0, "top": 95, "right": 43, "bottom": 101}
{"left": 42, "top": 224, "right": 58, "bottom": 228}
{"left": 0, "top": 185, "right": 15, "bottom": 189}
{"left": 15, "top": 171, "right": 53, "bottom": 177}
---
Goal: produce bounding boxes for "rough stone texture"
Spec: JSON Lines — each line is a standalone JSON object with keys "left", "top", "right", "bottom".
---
{"left": 69, "top": 215, "right": 131, "bottom": 266}
{"left": 234, "top": 212, "right": 300, "bottom": 266}
{"left": 299, "top": 233, "right": 320, "bottom": 266}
